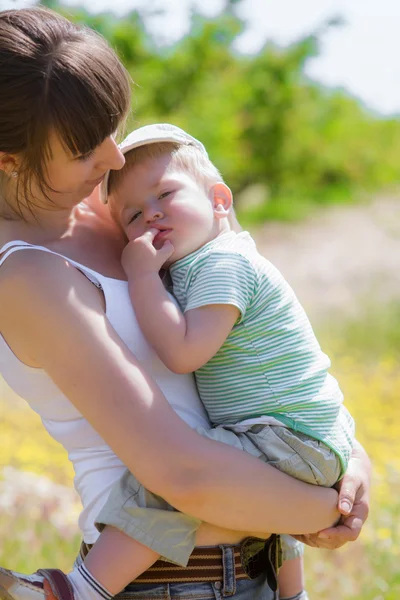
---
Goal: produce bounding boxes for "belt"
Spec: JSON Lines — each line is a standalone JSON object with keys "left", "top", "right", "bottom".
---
{"left": 80, "top": 535, "right": 281, "bottom": 585}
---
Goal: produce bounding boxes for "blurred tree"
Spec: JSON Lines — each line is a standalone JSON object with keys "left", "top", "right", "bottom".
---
{"left": 6, "top": 0, "right": 400, "bottom": 218}
{"left": 239, "top": 34, "right": 319, "bottom": 194}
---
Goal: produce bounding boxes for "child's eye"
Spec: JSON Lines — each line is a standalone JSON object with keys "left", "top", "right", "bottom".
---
{"left": 128, "top": 211, "right": 142, "bottom": 224}
{"left": 159, "top": 190, "right": 172, "bottom": 200}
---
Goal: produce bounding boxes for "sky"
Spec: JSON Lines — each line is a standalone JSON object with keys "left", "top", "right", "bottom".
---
{"left": 3, "top": 0, "right": 400, "bottom": 116}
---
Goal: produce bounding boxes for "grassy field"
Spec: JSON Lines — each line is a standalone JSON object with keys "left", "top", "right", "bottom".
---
{"left": 1, "top": 305, "right": 399, "bottom": 599}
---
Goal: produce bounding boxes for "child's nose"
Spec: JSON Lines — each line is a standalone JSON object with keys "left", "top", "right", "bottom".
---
{"left": 145, "top": 209, "right": 163, "bottom": 223}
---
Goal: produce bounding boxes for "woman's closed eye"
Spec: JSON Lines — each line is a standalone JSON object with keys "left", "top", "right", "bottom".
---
{"left": 76, "top": 150, "right": 95, "bottom": 162}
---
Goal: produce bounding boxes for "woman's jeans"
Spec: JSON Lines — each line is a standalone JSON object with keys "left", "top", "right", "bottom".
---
{"left": 114, "top": 573, "right": 275, "bottom": 599}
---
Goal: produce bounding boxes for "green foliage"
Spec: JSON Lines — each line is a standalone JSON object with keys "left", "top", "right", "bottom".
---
{"left": 319, "top": 301, "right": 400, "bottom": 361}
{"left": 37, "top": 0, "right": 400, "bottom": 221}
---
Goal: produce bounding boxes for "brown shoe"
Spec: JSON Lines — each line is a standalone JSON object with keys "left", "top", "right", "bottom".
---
{"left": 0, "top": 569, "right": 74, "bottom": 600}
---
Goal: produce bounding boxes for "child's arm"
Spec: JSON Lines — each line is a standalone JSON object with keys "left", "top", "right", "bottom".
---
{"left": 121, "top": 230, "right": 240, "bottom": 373}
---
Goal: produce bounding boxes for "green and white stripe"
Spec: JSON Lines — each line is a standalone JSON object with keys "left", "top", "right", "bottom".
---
{"left": 170, "top": 231, "right": 354, "bottom": 473}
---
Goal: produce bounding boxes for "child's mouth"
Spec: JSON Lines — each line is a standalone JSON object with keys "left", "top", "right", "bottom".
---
{"left": 153, "top": 229, "right": 172, "bottom": 248}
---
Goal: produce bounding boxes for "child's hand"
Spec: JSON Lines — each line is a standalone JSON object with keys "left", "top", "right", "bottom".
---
{"left": 121, "top": 228, "right": 174, "bottom": 279}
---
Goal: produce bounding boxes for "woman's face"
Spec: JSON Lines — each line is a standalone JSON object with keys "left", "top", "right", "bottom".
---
{"left": 17, "top": 132, "right": 126, "bottom": 210}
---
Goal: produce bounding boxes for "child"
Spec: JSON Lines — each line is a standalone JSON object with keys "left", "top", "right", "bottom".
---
{"left": 2, "top": 124, "right": 355, "bottom": 600}
{"left": 96, "top": 123, "right": 354, "bottom": 599}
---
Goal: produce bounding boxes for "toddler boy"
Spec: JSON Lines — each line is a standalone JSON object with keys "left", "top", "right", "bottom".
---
{"left": 88, "top": 124, "right": 354, "bottom": 599}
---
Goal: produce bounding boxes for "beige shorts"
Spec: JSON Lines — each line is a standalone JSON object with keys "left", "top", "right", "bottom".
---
{"left": 96, "top": 424, "right": 342, "bottom": 566}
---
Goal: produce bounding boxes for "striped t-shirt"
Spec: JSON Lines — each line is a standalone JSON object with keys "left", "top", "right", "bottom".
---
{"left": 170, "top": 231, "right": 354, "bottom": 472}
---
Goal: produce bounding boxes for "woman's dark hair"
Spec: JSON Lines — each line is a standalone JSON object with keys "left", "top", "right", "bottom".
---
{"left": 0, "top": 7, "right": 131, "bottom": 215}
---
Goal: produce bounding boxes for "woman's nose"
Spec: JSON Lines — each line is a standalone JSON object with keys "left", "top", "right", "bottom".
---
{"left": 99, "top": 136, "right": 126, "bottom": 171}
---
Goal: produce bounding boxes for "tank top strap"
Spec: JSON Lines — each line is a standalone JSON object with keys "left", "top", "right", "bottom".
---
{"left": 0, "top": 240, "right": 102, "bottom": 288}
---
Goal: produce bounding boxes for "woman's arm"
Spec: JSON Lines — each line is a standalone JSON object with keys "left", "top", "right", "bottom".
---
{"left": 1, "top": 249, "right": 339, "bottom": 535}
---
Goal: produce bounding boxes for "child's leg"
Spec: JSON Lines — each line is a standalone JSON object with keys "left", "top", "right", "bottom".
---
{"left": 75, "top": 526, "right": 159, "bottom": 595}
{"left": 278, "top": 535, "right": 306, "bottom": 599}
{"left": 95, "top": 469, "right": 201, "bottom": 567}
{"left": 278, "top": 555, "right": 305, "bottom": 600}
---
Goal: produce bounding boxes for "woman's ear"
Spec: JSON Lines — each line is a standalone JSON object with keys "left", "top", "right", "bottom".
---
{"left": 0, "top": 152, "right": 20, "bottom": 177}
{"left": 211, "top": 182, "right": 233, "bottom": 219}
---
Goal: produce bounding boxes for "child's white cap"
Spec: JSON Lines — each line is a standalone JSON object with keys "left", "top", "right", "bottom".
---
{"left": 100, "top": 123, "right": 208, "bottom": 204}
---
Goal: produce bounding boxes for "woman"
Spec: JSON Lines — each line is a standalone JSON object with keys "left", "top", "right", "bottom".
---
{"left": 0, "top": 7, "right": 370, "bottom": 600}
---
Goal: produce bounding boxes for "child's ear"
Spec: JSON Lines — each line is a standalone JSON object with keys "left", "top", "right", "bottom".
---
{"left": 211, "top": 182, "right": 233, "bottom": 219}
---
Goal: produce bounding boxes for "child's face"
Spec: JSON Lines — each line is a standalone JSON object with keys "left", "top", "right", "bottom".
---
{"left": 110, "top": 153, "right": 229, "bottom": 264}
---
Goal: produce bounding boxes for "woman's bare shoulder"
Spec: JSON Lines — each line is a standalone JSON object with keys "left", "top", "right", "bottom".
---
{"left": 1, "top": 248, "right": 102, "bottom": 305}
{"left": 0, "top": 248, "right": 105, "bottom": 354}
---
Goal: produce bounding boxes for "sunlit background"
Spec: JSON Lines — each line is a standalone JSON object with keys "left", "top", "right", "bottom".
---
{"left": 1, "top": 1, "right": 399, "bottom": 598}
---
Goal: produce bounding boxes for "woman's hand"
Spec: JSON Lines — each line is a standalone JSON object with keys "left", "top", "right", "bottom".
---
{"left": 295, "top": 440, "right": 371, "bottom": 549}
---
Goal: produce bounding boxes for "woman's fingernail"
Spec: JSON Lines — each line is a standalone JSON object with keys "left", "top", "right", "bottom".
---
{"left": 340, "top": 500, "right": 352, "bottom": 513}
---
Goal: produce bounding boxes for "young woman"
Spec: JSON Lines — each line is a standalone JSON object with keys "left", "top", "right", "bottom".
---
{"left": 0, "top": 8, "right": 370, "bottom": 600}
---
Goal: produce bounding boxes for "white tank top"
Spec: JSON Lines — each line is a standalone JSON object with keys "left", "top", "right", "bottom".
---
{"left": 0, "top": 241, "right": 209, "bottom": 543}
